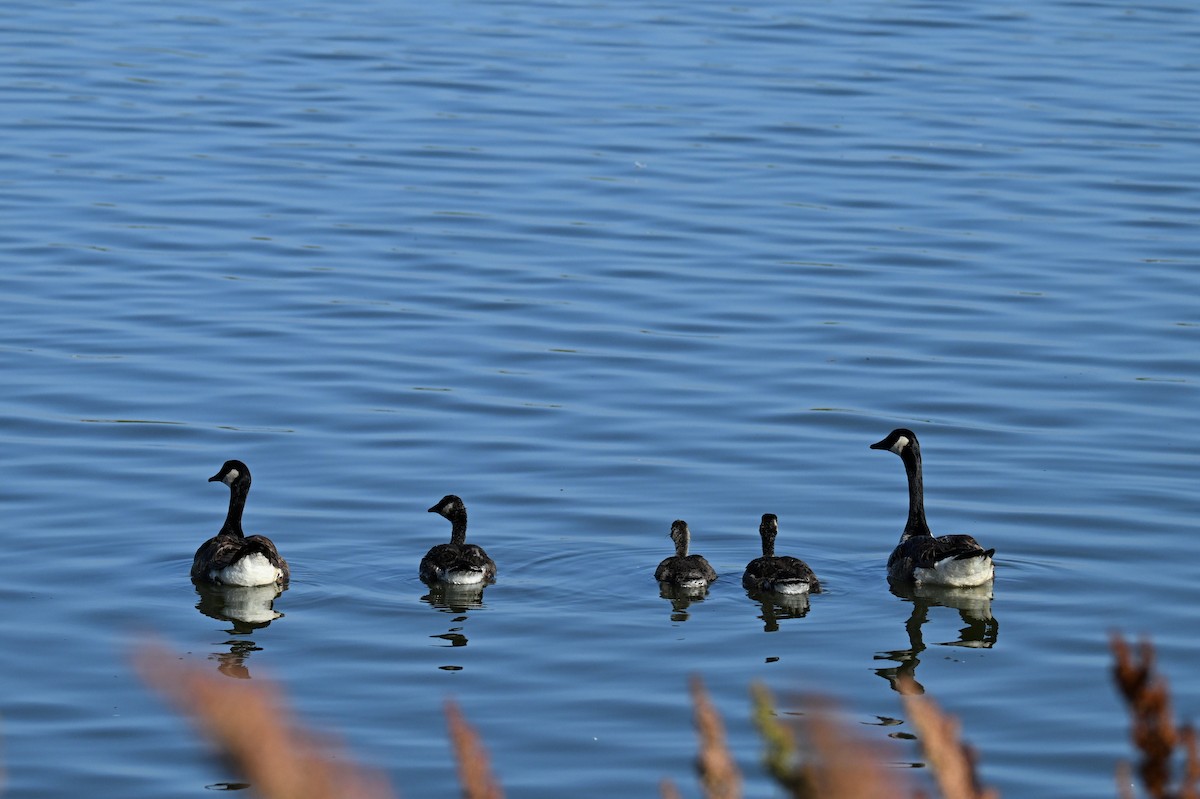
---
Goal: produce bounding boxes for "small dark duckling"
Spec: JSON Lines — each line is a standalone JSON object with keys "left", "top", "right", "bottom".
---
{"left": 192, "top": 460, "right": 289, "bottom": 587}
{"left": 742, "top": 514, "right": 819, "bottom": 595}
{"left": 871, "top": 428, "right": 995, "bottom": 587}
{"left": 654, "top": 519, "right": 717, "bottom": 589}
{"left": 422, "top": 494, "right": 497, "bottom": 586}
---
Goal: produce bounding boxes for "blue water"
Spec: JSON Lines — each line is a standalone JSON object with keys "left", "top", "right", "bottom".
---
{"left": 2, "top": 1, "right": 1198, "bottom": 797}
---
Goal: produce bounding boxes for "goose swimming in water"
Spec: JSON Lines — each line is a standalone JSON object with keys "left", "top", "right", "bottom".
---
{"left": 422, "top": 495, "right": 497, "bottom": 586}
{"left": 655, "top": 520, "right": 717, "bottom": 589}
{"left": 870, "top": 428, "right": 995, "bottom": 587}
{"left": 742, "top": 514, "right": 820, "bottom": 595}
{"left": 192, "top": 460, "right": 289, "bottom": 587}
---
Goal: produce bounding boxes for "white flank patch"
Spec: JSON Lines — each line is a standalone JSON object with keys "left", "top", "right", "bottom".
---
{"left": 890, "top": 435, "right": 910, "bottom": 455}
{"left": 440, "top": 567, "right": 486, "bottom": 586}
{"left": 211, "top": 552, "right": 281, "bottom": 587}
{"left": 914, "top": 554, "right": 994, "bottom": 587}
{"left": 769, "top": 580, "right": 812, "bottom": 596}
{"left": 675, "top": 577, "right": 710, "bottom": 590}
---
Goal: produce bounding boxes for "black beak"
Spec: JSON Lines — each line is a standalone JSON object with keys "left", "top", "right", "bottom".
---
{"left": 208, "top": 472, "right": 222, "bottom": 482}
{"left": 869, "top": 438, "right": 888, "bottom": 450}
{"left": 427, "top": 504, "right": 439, "bottom": 514}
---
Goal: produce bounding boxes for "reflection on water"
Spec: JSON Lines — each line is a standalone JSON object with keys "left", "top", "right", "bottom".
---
{"left": 421, "top": 584, "right": 488, "bottom": 658}
{"left": 874, "top": 582, "right": 999, "bottom": 695}
{"left": 193, "top": 581, "right": 285, "bottom": 679}
{"left": 195, "top": 582, "right": 285, "bottom": 629}
{"left": 658, "top": 581, "right": 711, "bottom": 622}
{"left": 422, "top": 583, "right": 487, "bottom": 614}
{"left": 746, "top": 589, "right": 812, "bottom": 633}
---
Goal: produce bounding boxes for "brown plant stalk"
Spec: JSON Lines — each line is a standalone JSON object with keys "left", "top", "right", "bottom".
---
{"left": 898, "top": 676, "right": 997, "bottom": 799}
{"left": 1112, "top": 633, "right": 1200, "bottom": 799}
{"left": 135, "top": 645, "right": 394, "bottom": 799}
{"left": 752, "top": 682, "right": 896, "bottom": 799}
{"left": 690, "top": 675, "right": 742, "bottom": 799}
{"left": 445, "top": 700, "right": 504, "bottom": 799}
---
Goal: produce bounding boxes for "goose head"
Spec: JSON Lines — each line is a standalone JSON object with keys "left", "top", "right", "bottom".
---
{"left": 428, "top": 494, "right": 467, "bottom": 521}
{"left": 209, "top": 459, "right": 251, "bottom": 488}
{"left": 669, "top": 519, "right": 691, "bottom": 550}
{"left": 759, "top": 513, "right": 779, "bottom": 553}
{"left": 870, "top": 428, "right": 920, "bottom": 457}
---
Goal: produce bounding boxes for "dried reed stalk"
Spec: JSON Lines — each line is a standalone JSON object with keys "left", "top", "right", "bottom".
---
{"left": 690, "top": 675, "right": 742, "bottom": 799}
{"left": 659, "top": 778, "right": 685, "bottom": 799}
{"left": 445, "top": 700, "right": 504, "bottom": 799}
{"left": 1112, "top": 633, "right": 1200, "bottom": 799}
{"left": 752, "top": 682, "right": 895, "bottom": 799}
{"left": 135, "top": 645, "right": 393, "bottom": 799}
{"left": 898, "top": 676, "right": 997, "bottom": 799}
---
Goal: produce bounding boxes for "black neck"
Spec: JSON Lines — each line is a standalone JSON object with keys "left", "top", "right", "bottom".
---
{"left": 674, "top": 531, "right": 690, "bottom": 558}
{"left": 448, "top": 510, "right": 467, "bottom": 546}
{"left": 759, "top": 526, "right": 776, "bottom": 558}
{"left": 221, "top": 480, "right": 248, "bottom": 538}
{"left": 900, "top": 446, "right": 932, "bottom": 539}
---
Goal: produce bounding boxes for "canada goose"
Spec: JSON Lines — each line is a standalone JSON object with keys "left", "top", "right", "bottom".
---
{"left": 422, "top": 494, "right": 496, "bottom": 586}
{"left": 655, "top": 520, "right": 717, "bottom": 589}
{"left": 742, "top": 514, "right": 820, "bottom": 595}
{"left": 870, "top": 428, "right": 995, "bottom": 587}
{"left": 192, "top": 460, "right": 289, "bottom": 587}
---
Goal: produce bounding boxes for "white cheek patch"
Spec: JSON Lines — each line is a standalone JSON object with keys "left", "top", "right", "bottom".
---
{"left": 890, "top": 436, "right": 910, "bottom": 455}
{"left": 223, "top": 469, "right": 239, "bottom": 485}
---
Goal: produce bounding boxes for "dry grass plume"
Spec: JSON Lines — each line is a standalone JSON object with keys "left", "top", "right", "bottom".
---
{"left": 445, "top": 700, "right": 504, "bottom": 799}
{"left": 1112, "top": 633, "right": 1200, "bottom": 799}
{"left": 136, "top": 645, "right": 394, "bottom": 799}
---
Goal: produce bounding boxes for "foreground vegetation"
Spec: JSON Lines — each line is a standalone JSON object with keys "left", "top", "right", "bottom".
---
{"left": 134, "top": 633, "right": 1195, "bottom": 799}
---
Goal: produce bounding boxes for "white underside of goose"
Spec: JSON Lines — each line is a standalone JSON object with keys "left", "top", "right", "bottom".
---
{"left": 432, "top": 567, "right": 488, "bottom": 586}
{"left": 906, "top": 554, "right": 994, "bottom": 587}
{"left": 764, "top": 580, "right": 812, "bottom": 595}
{"left": 209, "top": 552, "right": 283, "bottom": 587}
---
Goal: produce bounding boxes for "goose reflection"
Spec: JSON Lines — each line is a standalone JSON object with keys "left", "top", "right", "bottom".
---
{"left": 746, "top": 587, "right": 812, "bottom": 632}
{"left": 873, "top": 581, "right": 998, "bottom": 695}
{"left": 421, "top": 583, "right": 487, "bottom": 649}
{"left": 193, "top": 581, "right": 285, "bottom": 679}
{"left": 658, "top": 581, "right": 711, "bottom": 622}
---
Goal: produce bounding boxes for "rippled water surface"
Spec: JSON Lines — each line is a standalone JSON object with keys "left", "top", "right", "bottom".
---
{"left": 2, "top": 1, "right": 1198, "bottom": 797}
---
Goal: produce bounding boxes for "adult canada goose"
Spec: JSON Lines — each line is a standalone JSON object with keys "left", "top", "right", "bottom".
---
{"left": 192, "top": 460, "right": 289, "bottom": 586}
{"left": 654, "top": 520, "right": 717, "bottom": 589}
{"left": 870, "top": 428, "right": 995, "bottom": 587}
{"left": 422, "top": 495, "right": 497, "bottom": 586}
{"left": 742, "top": 514, "right": 820, "bottom": 595}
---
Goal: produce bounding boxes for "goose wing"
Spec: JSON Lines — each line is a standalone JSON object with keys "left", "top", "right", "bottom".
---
{"left": 770, "top": 556, "right": 821, "bottom": 592}
{"left": 421, "top": 543, "right": 497, "bottom": 582}
{"left": 192, "top": 533, "right": 287, "bottom": 580}
{"left": 743, "top": 556, "right": 820, "bottom": 592}
{"left": 657, "top": 554, "right": 716, "bottom": 584}
{"left": 245, "top": 534, "right": 289, "bottom": 580}
{"left": 889, "top": 534, "right": 994, "bottom": 587}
